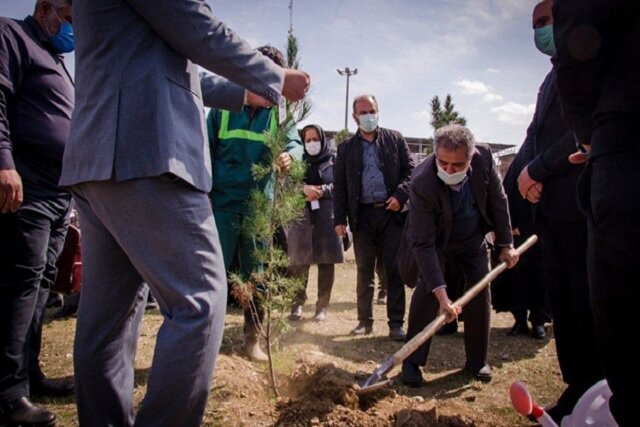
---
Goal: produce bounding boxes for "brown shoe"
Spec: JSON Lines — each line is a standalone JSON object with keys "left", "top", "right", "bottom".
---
{"left": 244, "top": 336, "right": 268, "bottom": 363}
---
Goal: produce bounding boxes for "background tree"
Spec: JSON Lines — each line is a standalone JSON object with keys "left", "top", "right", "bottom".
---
{"left": 420, "top": 94, "right": 467, "bottom": 155}
{"left": 430, "top": 94, "right": 467, "bottom": 130}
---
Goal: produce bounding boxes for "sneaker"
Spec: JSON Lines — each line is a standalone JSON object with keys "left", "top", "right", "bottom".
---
{"left": 350, "top": 322, "right": 373, "bottom": 336}
{"left": 401, "top": 360, "right": 424, "bottom": 387}
{"left": 314, "top": 308, "right": 327, "bottom": 322}
{"left": 376, "top": 290, "right": 387, "bottom": 305}
{"left": 289, "top": 305, "right": 303, "bottom": 321}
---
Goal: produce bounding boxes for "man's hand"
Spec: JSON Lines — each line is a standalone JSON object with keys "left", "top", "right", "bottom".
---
{"left": 0, "top": 169, "right": 23, "bottom": 213}
{"left": 385, "top": 196, "right": 401, "bottom": 212}
{"left": 335, "top": 224, "right": 347, "bottom": 237}
{"left": 525, "top": 182, "right": 543, "bottom": 203}
{"left": 303, "top": 185, "right": 322, "bottom": 201}
{"left": 282, "top": 69, "right": 310, "bottom": 102}
{"left": 276, "top": 153, "right": 293, "bottom": 172}
{"left": 499, "top": 246, "right": 519, "bottom": 269}
{"left": 517, "top": 166, "right": 542, "bottom": 203}
{"left": 245, "top": 90, "right": 274, "bottom": 108}
{"left": 434, "top": 287, "right": 462, "bottom": 322}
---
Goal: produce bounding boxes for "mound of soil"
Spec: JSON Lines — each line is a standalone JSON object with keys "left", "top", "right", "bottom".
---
{"left": 276, "top": 361, "right": 505, "bottom": 427}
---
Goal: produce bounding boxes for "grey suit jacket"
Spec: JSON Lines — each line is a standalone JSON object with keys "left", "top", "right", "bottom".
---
{"left": 60, "top": 0, "right": 285, "bottom": 193}
{"left": 409, "top": 145, "right": 513, "bottom": 291}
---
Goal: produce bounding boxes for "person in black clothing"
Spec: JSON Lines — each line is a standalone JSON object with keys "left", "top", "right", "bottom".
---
{"left": 513, "top": 1, "right": 604, "bottom": 422}
{"left": 500, "top": 145, "right": 548, "bottom": 340}
{"left": 553, "top": 1, "right": 640, "bottom": 425}
{"left": 0, "top": 1, "right": 75, "bottom": 425}
{"left": 334, "top": 94, "right": 414, "bottom": 341}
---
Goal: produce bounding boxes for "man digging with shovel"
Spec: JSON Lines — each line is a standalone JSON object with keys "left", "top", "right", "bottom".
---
{"left": 401, "top": 124, "right": 519, "bottom": 386}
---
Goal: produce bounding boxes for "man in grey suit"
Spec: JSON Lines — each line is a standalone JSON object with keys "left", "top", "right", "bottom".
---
{"left": 59, "top": 1, "right": 309, "bottom": 425}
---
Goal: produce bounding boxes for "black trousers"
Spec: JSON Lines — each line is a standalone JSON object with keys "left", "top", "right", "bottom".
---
{"left": 406, "top": 234, "right": 490, "bottom": 369}
{"left": 291, "top": 264, "right": 335, "bottom": 310}
{"left": 511, "top": 233, "right": 548, "bottom": 326}
{"left": 0, "top": 194, "right": 70, "bottom": 403}
{"left": 352, "top": 206, "right": 405, "bottom": 328}
{"left": 583, "top": 147, "right": 640, "bottom": 427}
{"left": 542, "top": 221, "right": 603, "bottom": 398}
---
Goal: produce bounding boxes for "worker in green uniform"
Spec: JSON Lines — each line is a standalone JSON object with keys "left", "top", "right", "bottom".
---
{"left": 207, "top": 45, "right": 303, "bottom": 362}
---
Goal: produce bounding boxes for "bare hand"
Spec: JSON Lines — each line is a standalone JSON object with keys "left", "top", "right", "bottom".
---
{"left": 303, "top": 185, "right": 322, "bottom": 201}
{"left": 385, "top": 196, "right": 401, "bottom": 212}
{"left": 499, "top": 246, "right": 519, "bottom": 269}
{"left": 276, "top": 153, "right": 293, "bottom": 172}
{"left": 0, "top": 169, "right": 23, "bottom": 213}
{"left": 335, "top": 224, "right": 347, "bottom": 237}
{"left": 245, "top": 90, "right": 274, "bottom": 108}
{"left": 525, "top": 182, "right": 543, "bottom": 204}
{"left": 434, "top": 287, "right": 462, "bottom": 322}
{"left": 568, "top": 151, "right": 589, "bottom": 165}
{"left": 282, "top": 69, "right": 310, "bottom": 102}
{"left": 517, "top": 166, "right": 541, "bottom": 200}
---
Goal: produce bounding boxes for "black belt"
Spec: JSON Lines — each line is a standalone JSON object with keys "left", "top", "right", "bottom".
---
{"left": 361, "top": 202, "right": 386, "bottom": 209}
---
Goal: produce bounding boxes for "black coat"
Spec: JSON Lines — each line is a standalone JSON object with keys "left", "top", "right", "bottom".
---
{"left": 333, "top": 127, "right": 414, "bottom": 231}
{"left": 409, "top": 144, "right": 513, "bottom": 292}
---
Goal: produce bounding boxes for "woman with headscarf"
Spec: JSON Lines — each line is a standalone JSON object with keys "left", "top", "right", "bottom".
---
{"left": 287, "top": 124, "right": 345, "bottom": 321}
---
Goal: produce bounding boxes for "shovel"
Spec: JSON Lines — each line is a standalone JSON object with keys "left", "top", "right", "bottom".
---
{"left": 357, "top": 234, "right": 538, "bottom": 394}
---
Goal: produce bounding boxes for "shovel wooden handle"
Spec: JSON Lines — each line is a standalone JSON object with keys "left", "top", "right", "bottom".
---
{"left": 390, "top": 235, "right": 539, "bottom": 368}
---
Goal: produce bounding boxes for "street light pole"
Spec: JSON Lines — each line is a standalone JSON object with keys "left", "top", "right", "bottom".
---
{"left": 337, "top": 67, "right": 358, "bottom": 131}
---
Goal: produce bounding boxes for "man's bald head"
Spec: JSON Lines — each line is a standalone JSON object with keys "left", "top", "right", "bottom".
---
{"left": 532, "top": 0, "right": 553, "bottom": 29}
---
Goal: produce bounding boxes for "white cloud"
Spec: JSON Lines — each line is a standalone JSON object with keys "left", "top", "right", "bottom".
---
{"left": 486, "top": 67, "right": 501, "bottom": 74}
{"left": 454, "top": 79, "right": 503, "bottom": 103}
{"left": 491, "top": 102, "right": 535, "bottom": 125}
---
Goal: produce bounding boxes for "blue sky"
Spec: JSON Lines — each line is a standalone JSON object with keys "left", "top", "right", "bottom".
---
{"left": 1, "top": 0, "right": 551, "bottom": 146}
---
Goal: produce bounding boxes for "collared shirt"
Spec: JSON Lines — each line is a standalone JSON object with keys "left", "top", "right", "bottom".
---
{"left": 0, "top": 16, "right": 74, "bottom": 178}
{"left": 359, "top": 134, "right": 387, "bottom": 204}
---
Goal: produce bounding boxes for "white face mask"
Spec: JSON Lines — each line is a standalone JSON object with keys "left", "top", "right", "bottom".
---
{"left": 436, "top": 163, "right": 468, "bottom": 186}
{"left": 305, "top": 140, "right": 322, "bottom": 156}
{"left": 358, "top": 113, "right": 379, "bottom": 133}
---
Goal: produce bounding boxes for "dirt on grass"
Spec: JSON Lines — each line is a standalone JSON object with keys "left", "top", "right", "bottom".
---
{"left": 36, "top": 255, "right": 563, "bottom": 426}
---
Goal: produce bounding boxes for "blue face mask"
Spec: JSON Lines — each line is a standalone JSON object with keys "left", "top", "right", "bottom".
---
{"left": 50, "top": 20, "right": 74, "bottom": 54}
{"left": 534, "top": 24, "right": 556, "bottom": 57}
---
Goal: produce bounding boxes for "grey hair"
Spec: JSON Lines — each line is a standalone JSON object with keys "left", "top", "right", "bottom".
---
{"left": 433, "top": 124, "right": 476, "bottom": 159}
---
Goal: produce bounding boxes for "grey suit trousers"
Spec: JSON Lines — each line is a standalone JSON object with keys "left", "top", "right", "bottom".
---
{"left": 70, "top": 175, "right": 227, "bottom": 427}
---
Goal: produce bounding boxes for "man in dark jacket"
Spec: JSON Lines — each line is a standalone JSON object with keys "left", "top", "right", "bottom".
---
{"left": 401, "top": 124, "right": 518, "bottom": 386}
{"left": 553, "top": 1, "right": 640, "bottom": 425}
{"left": 334, "top": 94, "right": 414, "bottom": 341}
{"left": 514, "top": 1, "right": 603, "bottom": 422}
{"left": 0, "top": 1, "right": 75, "bottom": 424}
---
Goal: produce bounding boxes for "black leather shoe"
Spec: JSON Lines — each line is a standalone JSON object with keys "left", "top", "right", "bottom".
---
{"left": 465, "top": 363, "right": 493, "bottom": 382}
{"left": 350, "top": 322, "right": 373, "bottom": 336}
{"left": 1, "top": 397, "right": 56, "bottom": 426}
{"left": 388, "top": 326, "right": 406, "bottom": 342}
{"left": 436, "top": 319, "right": 458, "bottom": 335}
{"left": 31, "top": 377, "right": 75, "bottom": 397}
{"left": 507, "top": 321, "right": 529, "bottom": 336}
{"left": 52, "top": 304, "right": 78, "bottom": 319}
{"left": 531, "top": 324, "right": 546, "bottom": 339}
{"left": 401, "top": 360, "right": 424, "bottom": 387}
